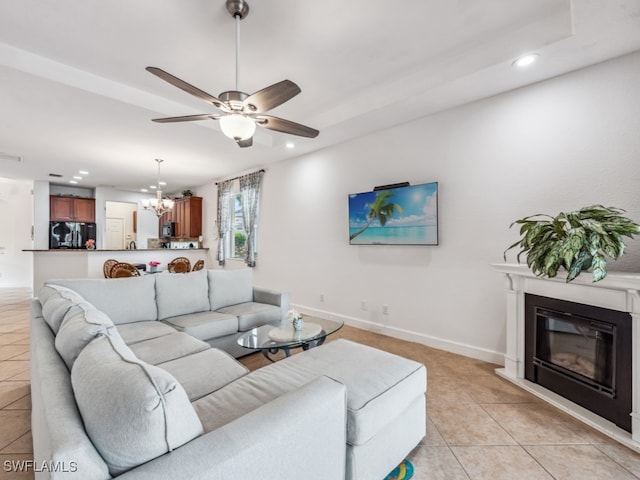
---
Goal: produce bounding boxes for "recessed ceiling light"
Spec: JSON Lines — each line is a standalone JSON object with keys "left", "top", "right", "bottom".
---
{"left": 512, "top": 53, "right": 539, "bottom": 68}
{"left": 69, "top": 180, "right": 78, "bottom": 184}
{"left": 141, "top": 189, "right": 148, "bottom": 193}
{"left": 73, "top": 176, "right": 82, "bottom": 180}
{"left": 158, "top": 181, "right": 166, "bottom": 186}
{"left": 150, "top": 185, "right": 157, "bottom": 189}
{"left": 79, "top": 170, "right": 89, "bottom": 175}
{"left": 285, "top": 142, "right": 295, "bottom": 149}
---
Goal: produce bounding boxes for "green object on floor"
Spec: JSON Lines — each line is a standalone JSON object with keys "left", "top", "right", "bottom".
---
{"left": 384, "top": 459, "right": 414, "bottom": 480}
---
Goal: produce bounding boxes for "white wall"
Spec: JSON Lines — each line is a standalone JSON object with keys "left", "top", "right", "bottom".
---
{"left": 0, "top": 178, "right": 33, "bottom": 287}
{"left": 239, "top": 51, "right": 640, "bottom": 363}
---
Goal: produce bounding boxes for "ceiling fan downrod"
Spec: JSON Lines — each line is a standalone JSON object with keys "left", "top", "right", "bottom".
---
{"left": 226, "top": 0, "right": 249, "bottom": 92}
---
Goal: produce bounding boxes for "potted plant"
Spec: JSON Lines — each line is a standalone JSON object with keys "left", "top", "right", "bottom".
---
{"left": 182, "top": 189, "right": 193, "bottom": 197}
{"left": 504, "top": 205, "right": 640, "bottom": 283}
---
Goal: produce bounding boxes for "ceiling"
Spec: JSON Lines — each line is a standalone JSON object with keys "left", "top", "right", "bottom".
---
{"left": 0, "top": 0, "right": 639, "bottom": 194}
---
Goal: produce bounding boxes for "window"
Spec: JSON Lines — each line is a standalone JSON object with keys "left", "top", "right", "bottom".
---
{"left": 229, "top": 193, "right": 257, "bottom": 259}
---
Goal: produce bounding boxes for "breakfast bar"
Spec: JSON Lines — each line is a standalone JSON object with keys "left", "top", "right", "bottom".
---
{"left": 25, "top": 248, "right": 210, "bottom": 292}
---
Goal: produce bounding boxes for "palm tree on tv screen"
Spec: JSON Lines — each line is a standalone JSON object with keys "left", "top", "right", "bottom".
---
{"left": 349, "top": 190, "right": 403, "bottom": 241}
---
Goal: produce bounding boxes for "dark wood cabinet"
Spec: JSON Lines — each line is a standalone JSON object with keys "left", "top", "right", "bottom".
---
{"left": 159, "top": 196, "right": 202, "bottom": 238}
{"left": 50, "top": 196, "right": 95, "bottom": 223}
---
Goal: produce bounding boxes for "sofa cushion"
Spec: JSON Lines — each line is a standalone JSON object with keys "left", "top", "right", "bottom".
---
{"left": 158, "top": 348, "right": 249, "bottom": 401}
{"left": 47, "top": 276, "right": 158, "bottom": 324}
{"left": 216, "top": 302, "right": 282, "bottom": 331}
{"left": 116, "top": 321, "right": 177, "bottom": 345}
{"left": 128, "top": 332, "right": 210, "bottom": 365}
{"left": 72, "top": 334, "right": 203, "bottom": 476}
{"left": 208, "top": 269, "right": 253, "bottom": 311}
{"left": 40, "top": 285, "right": 87, "bottom": 334}
{"left": 155, "top": 270, "right": 210, "bottom": 320}
{"left": 55, "top": 303, "right": 116, "bottom": 370}
{"left": 163, "top": 311, "right": 238, "bottom": 340}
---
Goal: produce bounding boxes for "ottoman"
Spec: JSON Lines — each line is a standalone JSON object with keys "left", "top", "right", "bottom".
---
{"left": 192, "top": 339, "right": 427, "bottom": 480}
{"left": 280, "top": 339, "right": 427, "bottom": 480}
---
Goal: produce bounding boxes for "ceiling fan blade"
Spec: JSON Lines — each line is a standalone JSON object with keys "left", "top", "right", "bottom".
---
{"left": 237, "top": 137, "right": 253, "bottom": 148}
{"left": 243, "top": 80, "right": 301, "bottom": 113}
{"left": 151, "top": 114, "right": 221, "bottom": 123}
{"left": 255, "top": 115, "right": 319, "bottom": 138}
{"left": 146, "top": 67, "right": 227, "bottom": 110}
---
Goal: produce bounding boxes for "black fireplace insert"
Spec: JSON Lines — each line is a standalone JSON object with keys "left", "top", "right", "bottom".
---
{"left": 525, "top": 294, "right": 632, "bottom": 432}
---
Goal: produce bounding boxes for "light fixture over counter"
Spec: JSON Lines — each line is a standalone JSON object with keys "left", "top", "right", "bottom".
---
{"left": 142, "top": 159, "right": 174, "bottom": 217}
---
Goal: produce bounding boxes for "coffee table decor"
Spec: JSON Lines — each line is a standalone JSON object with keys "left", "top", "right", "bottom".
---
{"left": 268, "top": 322, "right": 322, "bottom": 342}
{"left": 287, "top": 308, "right": 304, "bottom": 331}
{"left": 237, "top": 316, "right": 344, "bottom": 361}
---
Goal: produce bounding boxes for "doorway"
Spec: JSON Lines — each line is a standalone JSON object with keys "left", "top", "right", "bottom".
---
{"left": 105, "top": 201, "right": 137, "bottom": 250}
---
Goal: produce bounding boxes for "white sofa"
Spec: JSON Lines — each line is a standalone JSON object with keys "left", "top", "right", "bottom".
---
{"left": 30, "top": 269, "right": 427, "bottom": 479}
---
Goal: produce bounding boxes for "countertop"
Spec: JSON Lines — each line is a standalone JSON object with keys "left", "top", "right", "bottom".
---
{"left": 23, "top": 248, "right": 209, "bottom": 252}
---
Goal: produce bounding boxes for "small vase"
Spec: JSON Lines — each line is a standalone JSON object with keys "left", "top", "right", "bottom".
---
{"left": 292, "top": 317, "right": 304, "bottom": 331}
{"left": 149, "top": 266, "right": 157, "bottom": 273}
{"left": 86, "top": 245, "right": 95, "bottom": 250}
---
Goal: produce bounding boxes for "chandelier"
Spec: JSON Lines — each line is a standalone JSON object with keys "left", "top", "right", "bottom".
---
{"left": 142, "top": 159, "right": 174, "bottom": 217}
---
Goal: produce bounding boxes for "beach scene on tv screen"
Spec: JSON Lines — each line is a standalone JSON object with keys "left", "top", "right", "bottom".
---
{"left": 348, "top": 182, "right": 438, "bottom": 245}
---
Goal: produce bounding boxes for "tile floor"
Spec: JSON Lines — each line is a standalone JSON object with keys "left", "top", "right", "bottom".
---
{"left": 2, "top": 287, "right": 640, "bottom": 479}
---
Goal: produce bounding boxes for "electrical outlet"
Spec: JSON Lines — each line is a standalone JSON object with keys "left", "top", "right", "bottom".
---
{"left": 382, "top": 304, "right": 389, "bottom": 315}
{"left": 320, "top": 293, "right": 325, "bottom": 302}
{"left": 361, "top": 300, "right": 367, "bottom": 311}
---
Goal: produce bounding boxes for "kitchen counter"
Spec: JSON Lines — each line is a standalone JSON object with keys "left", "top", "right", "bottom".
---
{"left": 27, "top": 248, "right": 211, "bottom": 292}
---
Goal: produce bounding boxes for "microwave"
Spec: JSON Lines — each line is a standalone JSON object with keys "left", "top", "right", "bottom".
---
{"left": 162, "top": 222, "right": 175, "bottom": 237}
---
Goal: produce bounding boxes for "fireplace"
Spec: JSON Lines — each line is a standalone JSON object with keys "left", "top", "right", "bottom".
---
{"left": 525, "top": 294, "right": 632, "bottom": 432}
{"left": 493, "top": 263, "right": 640, "bottom": 450}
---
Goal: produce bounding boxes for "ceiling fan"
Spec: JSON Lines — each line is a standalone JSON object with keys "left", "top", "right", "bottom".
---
{"left": 146, "top": 0, "right": 319, "bottom": 148}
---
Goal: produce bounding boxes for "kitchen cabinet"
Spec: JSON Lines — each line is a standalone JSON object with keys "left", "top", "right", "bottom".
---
{"left": 50, "top": 196, "right": 96, "bottom": 223}
{"left": 159, "top": 196, "right": 202, "bottom": 238}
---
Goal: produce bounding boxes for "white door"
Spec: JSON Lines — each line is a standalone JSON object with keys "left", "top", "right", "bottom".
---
{"left": 105, "top": 217, "right": 125, "bottom": 250}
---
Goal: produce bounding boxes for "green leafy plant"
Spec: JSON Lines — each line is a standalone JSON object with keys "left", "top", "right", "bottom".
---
{"left": 349, "top": 190, "right": 403, "bottom": 241}
{"left": 504, "top": 205, "right": 640, "bottom": 283}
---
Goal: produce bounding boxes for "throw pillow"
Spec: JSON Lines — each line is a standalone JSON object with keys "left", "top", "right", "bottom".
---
{"left": 54, "top": 303, "right": 115, "bottom": 370}
{"left": 71, "top": 335, "right": 203, "bottom": 476}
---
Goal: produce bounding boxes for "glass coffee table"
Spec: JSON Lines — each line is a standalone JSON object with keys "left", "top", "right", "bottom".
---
{"left": 237, "top": 316, "right": 344, "bottom": 362}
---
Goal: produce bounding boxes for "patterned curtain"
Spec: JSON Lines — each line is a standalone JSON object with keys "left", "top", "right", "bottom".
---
{"left": 239, "top": 170, "right": 264, "bottom": 267}
{"left": 216, "top": 179, "right": 233, "bottom": 266}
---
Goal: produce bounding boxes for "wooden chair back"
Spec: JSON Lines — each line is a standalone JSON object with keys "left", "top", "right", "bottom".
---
{"left": 192, "top": 259, "right": 205, "bottom": 271}
{"left": 110, "top": 262, "right": 142, "bottom": 278}
{"left": 168, "top": 257, "right": 191, "bottom": 273}
{"left": 103, "top": 259, "right": 118, "bottom": 278}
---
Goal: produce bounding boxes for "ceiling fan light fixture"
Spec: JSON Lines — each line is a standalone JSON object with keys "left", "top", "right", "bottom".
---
{"left": 219, "top": 114, "right": 256, "bottom": 141}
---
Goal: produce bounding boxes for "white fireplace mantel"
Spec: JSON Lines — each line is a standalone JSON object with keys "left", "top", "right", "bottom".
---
{"left": 492, "top": 263, "right": 640, "bottom": 451}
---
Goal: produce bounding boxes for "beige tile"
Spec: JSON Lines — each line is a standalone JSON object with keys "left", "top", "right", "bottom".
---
{"left": 0, "top": 383, "right": 29, "bottom": 409}
{"left": 0, "top": 454, "right": 35, "bottom": 480}
{"left": 420, "top": 415, "right": 447, "bottom": 447}
{"left": 0, "top": 431, "right": 32, "bottom": 454}
{"left": 462, "top": 374, "right": 539, "bottom": 404}
{"left": 406, "top": 445, "right": 470, "bottom": 479}
{"left": 5, "top": 394, "right": 31, "bottom": 411}
{"left": 428, "top": 403, "right": 516, "bottom": 446}
{"left": 525, "top": 445, "right": 638, "bottom": 480}
{"left": 0, "top": 346, "right": 29, "bottom": 361}
{"left": 0, "top": 411, "right": 30, "bottom": 451}
{"left": 0, "top": 362, "right": 29, "bottom": 382}
{"left": 0, "top": 335, "right": 28, "bottom": 346}
{"left": 483, "top": 403, "right": 608, "bottom": 445}
{"left": 426, "top": 375, "right": 476, "bottom": 405}
{"left": 596, "top": 443, "right": 640, "bottom": 476}
{"left": 452, "top": 446, "right": 553, "bottom": 480}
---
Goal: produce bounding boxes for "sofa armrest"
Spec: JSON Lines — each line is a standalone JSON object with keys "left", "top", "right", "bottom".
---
{"left": 117, "top": 376, "right": 346, "bottom": 480}
{"left": 253, "top": 287, "right": 290, "bottom": 316}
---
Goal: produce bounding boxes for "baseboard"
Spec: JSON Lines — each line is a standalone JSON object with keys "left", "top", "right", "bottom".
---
{"left": 294, "top": 304, "right": 504, "bottom": 365}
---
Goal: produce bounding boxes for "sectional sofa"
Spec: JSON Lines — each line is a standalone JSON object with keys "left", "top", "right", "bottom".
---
{"left": 30, "top": 269, "right": 427, "bottom": 479}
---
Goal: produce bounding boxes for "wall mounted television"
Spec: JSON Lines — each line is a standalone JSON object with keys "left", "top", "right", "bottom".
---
{"left": 348, "top": 182, "right": 438, "bottom": 245}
